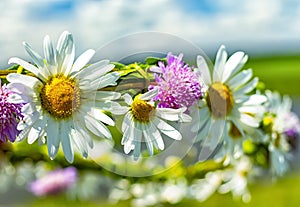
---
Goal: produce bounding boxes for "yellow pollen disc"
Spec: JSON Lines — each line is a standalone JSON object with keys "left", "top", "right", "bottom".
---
{"left": 40, "top": 75, "right": 80, "bottom": 119}
{"left": 262, "top": 115, "right": 274, "bottom": 133}
{"left": 206, "top": 82, "right": 234, "bottom": 119}
{"left": 131, "top": 96, "right": 155, "bottom": 123}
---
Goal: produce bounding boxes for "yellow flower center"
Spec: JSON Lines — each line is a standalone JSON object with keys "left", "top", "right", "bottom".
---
{"left": 131, "top": 96, "right": 155, "bottom": 123}
{"left": 206, "top": 82, "right": 234, "bottom": 119}
{"left": 262, "top": 114, "right": 274, "bottom": 133}
{"left": 40, "top": 75, "right": 80, "bottom": 119}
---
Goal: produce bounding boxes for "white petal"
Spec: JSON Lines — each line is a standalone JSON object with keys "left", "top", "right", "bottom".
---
{"left": 76, "top": 60, "right": 110, "bottom": 79}
{"left": 61, "top": 121, "right": 74, "bottom": 163}
{"left": 62, "top": 43, "right": 75, "bottom": 76}
{"left": 196, "top": 117, "right": 212, "bottom": 142}
{"left": 7, "top": 82, "right": 34, "bottom": 95}
{"left": 243, "top": 94, "right": 267, "bottom": 105}
{"left": 233, "top": 77, "right": 258, "bottom": 96}
{"left": 21, "top": 103, "right": 36, "bottom": 114}
{"left": 222, "top": 51, "right": 248, "bottom": 82}
{"left": 71, "top": 128, "right": 88, "bottom": 158}
{"left": 139, "top": 86, "right": 159, "bottom": 100}
{"left": 238, "top": 105, "right": 262, "bottom": 114}
{"left": 208, "top": 119, "right": 225, "bottom": 144}
{"left": 56, "top": 31, "right": 69, "bottom": 52}
{"left": 84, "top": 114, "right": 112, "bottom": 139}
{"left": 28, "top": 118, "right": 47, "bottom": 144}
{"left": 198, "top": 118, "right": 225, "bottom": 161}
{"left": 153, "top": 117, "right": 182, "bottom": 140}
{"left": 71, "top": 49, "right": 95, "bottom": 73}
{"left": 16, "top": 127, "right": 30, "bottom": 142}
{"left": 96, "top": 100, "right": 122, "bottom": 111}
{"left": 23, "top": 42, "right": 45, "bottom": 69}
{"left": 143, "top": 128, "right": 154, "bottom": 156}
{"left": 83, "top": 64, "right": 115, "bottom": 81}
{"left": 81, "top": 72, "right": 119, "bottom": 91}
{"left": 122, "top": 113, "right": 131, "bottom": 132}
{"left": 17, "top": 112, "right": 40, "bottom": 130}
{"left": 90, "top": 108, "right": 115, "bottom": 126}
{"left": 43, "top": 35, "right": 56, "bottom": 73}
{"left": 196, "top": 55, "right": 211, "bottom": 85}
{"left": 213, "top": 45, "right": 227, "bottom": 82}
{"left": 8, "top": 58, "right": 47, "bottom": 81}
{"left": 133, "top": 128, "right": 142, "bottom": 160}
{"left": 227, "top": 69, "right": 253, "bottom": 89}
{"left": 7, "top": 93, "right": 30, "bottom": 104}
{"left": 123, "top": 93, "right": 133, "bottom": 105}
{"left": 46, "top": 118, "right": 60, "bottom": 160}
{"left": 180, "top": 113, "right": 193, "bottom": 122}
{"left": 122, "top": 120, "right": 135, "bottom": 153}
{"left": 74, "top": 118, "right": 94, "bottom": 148}
{"left": 240, "top": 114, "right": 259, "bottom": 127}
{"left": 146, "top": 121, "right": 164, "bottom": 151}
{"left": 7, "top": 73, "right": 41, "bottom": 89}
{"left": 97, "top": 72, "right": 120, "bottom": 88}
{"left": 152, "top": 126, "right": 164, "bottom": 150}
{"left": 124, "top": 141, "right": 134, "bottom": 154}
{"left": 156, "top": 108, "right": 180, "bottom": 121}
{"left": 56, "top": 32, "right": 74, "bottom": 75}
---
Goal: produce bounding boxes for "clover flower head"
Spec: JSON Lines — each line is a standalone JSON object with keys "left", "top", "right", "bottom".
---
{"left": 150, "top": 53, "right": 202, "bottom": 109}
{"left": 29, "top": 167, "right": 77, "bottom": 196}
{"left": 0, "top": 80, "right": 23, "bottom": 143}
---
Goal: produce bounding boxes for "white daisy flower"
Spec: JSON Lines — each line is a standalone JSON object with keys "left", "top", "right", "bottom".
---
{"left": 194, "top": 45, "right": 266, "bottom": 160}
{"left": 263, "top": 91, "right": 300, "bottom": 176}
{"left": 218, "top": 155, "right": 252, "bottom": 203}
{"left": 7, "top": 31, "right": 120, "bottom": 163}
{"left": 113, "top": 87, "right": 191, "bottom": 160}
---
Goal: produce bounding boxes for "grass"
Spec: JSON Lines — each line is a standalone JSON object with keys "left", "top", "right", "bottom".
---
{"left": 21, "top": 170, "right": 300, "bottom": 207}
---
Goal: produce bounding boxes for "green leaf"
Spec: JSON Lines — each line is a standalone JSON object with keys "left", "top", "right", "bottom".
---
{"left": 145, "top": 57, "right": 167, "bottom": 65}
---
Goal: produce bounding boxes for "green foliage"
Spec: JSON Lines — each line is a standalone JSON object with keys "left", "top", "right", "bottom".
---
{"left": 246, "top": 55, "right": 300, "bottom": 95}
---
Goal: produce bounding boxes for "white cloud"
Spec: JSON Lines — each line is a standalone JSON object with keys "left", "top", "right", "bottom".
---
{"left": 0, "top": 0, "right": 299, "bottom": 68}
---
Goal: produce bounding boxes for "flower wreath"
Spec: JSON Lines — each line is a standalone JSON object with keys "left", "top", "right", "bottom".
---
{"left": 0, "top": 31, "right": 299, "bottom": 204}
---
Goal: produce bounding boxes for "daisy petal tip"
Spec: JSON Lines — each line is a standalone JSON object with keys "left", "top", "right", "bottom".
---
{"left": 8, "top": 57, "right": 16, "bottom": 65}
{"left": 220, "top": 44, "right": 226, "bottom": 50}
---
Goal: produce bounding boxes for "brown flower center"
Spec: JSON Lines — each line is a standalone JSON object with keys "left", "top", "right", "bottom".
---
{"left": 131, "top": 96, "right": 155, "bottom": 123}
{"left": 206, "top": 82, "right": 234, "bottom": 119}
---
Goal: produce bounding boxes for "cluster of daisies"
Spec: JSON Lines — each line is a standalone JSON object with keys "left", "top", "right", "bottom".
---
{"left": 1, "top": 31, "right": 299, "bottom": 177}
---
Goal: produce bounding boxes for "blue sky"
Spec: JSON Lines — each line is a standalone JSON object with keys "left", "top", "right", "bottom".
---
{"left": 0, "top": 0, "right": 299, "bottom": 68}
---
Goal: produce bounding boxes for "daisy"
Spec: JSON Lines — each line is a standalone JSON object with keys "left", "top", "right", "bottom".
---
{"left": 0, "top": 79, "right": 23, "bottom": 143}
{"left": 7, "top": 31, "right": 120, "bottom": 162}
{"left": 113, "top": 87, "right": 190, "bottom": 160}
{"left": 149, "top": 53, "right": 202, "bottom": 109}
{"left": 194, "top": 45, "right": 266, "bottom": 160}
{"left": 218, "top": 155, "right": 252, "bottom": 202}
{"left": 263, "top": 91, "right": 300, "bottom": 176}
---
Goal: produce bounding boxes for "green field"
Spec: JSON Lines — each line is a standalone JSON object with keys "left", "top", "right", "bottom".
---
{"left": 246, "top": 55, "right": 300, "bottom": 95}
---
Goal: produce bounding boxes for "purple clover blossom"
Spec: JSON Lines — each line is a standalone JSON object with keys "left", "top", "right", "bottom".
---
{"left": 150, "top": 53, "right": 202, "bottom": 109}
{"left": 0, "top": 80, "right": 23, "bottom": 143}
{"left": 29, "top": 167, "right": 77, "bottom": 196}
